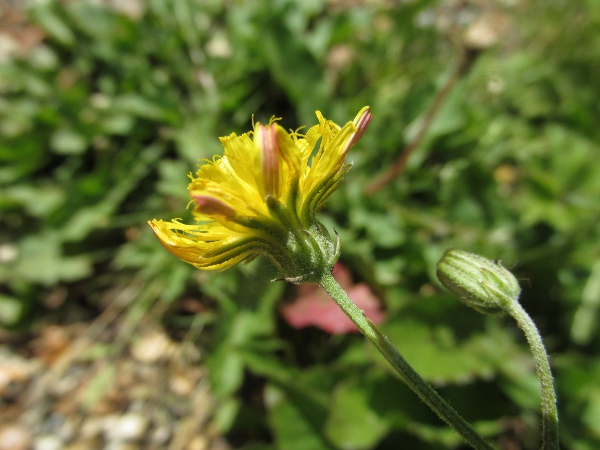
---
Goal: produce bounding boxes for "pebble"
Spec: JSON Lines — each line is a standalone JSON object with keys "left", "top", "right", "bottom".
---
{"left": 104, "top": 443, "right": 141, "bottom": 450}
{"left": 150, "top": 424, "right": 171, "bottom": 446}
{"left": 79, "top": 417, "right": 104, "bottom": 440}
{"left": 104, "top": 413, "right": 149, "bottom": 442}
{"left": 34, "top": 435, "right": 63, "bottom": 450}
{"left": 169, "top": 372, "right": 196, "bottom": 397}
{"left": 0, "top": 424, "right": 32, "bottom": 450}
{"left": 130, "top": 331, "right": 172, "bottom": 364}
{"left": 186, "top": 436, "right": 209, "bottom": 450}
{"left": 51, "top": 368, "right": 81, "bottom": 397}
{"left": 0, "top": 351, "right": 38, "bottom": 399}
{"left": 0, "top": 243, "right": 18, "bottom": 263}
{"left": 64, "top": 437, "right": 103, "bottom": 450}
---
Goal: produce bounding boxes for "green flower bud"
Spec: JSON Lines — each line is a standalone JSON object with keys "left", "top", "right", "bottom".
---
{"left": 436, "top": 249, "right": 521, "bottom": 315}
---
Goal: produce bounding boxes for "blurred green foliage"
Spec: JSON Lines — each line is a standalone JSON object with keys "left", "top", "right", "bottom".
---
{"left": 1, "top": 0, "right": 600, "bottom": 448}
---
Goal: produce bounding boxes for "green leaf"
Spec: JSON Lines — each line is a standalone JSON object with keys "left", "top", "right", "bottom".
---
{"left": 325, "top": 381, "right": 389, "bottom": 450}
{"left": 0, "top": 294, "right": 31, "bottom": 328}
{"left": 213, "top": 397, "right": 241, "bottom": 433}
{"left": 113, "top": 94, "right": 169, "bottom": 121}
{"left": 265, "top": 383, "right": 333, "bottom": 450}
{"left": 2, "top": 184, "right": 65, "bottom": 217}
{"left": 157, "top": 160, "right": 192, "bottom": 201}
{"left": 30, "top": 3, "right": 76, "bottom": 45}
{"left": 380, "top": 316, "right": 526, "bottom": 385}
{"left": 99, "top": 114, "right": 135, "bottom": 135}
{"left": 6, "top": 232, "right": 92, "bottom": 286}
{"left": 50, "top": 127, "right": 87, "bottom": 155}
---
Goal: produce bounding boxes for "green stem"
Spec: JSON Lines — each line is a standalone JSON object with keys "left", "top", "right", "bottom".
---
{"left": 318, "top": 272, "right": 494, "bottom": 450}
{"left": 505, "top": 301, "right": 559, "bottom": 450}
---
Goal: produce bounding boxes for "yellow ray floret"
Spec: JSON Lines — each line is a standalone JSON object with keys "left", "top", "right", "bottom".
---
{"left": 149, "top": 107, "right": 371, "bottom": 274}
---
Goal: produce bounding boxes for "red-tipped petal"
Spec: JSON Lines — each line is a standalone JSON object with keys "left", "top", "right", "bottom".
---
{"left": 344, "top": 106, "right": 372, "bottom": 154}
{"left": 255, "top": 123, "right": 279, "bottom": 197}
{"left": 192, "top": 195, "right": 236, "bottom": 217}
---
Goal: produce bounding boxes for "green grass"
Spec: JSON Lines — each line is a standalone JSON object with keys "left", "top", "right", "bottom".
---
{"left": 1, "top": 1, "right": 600, "bottom": 448}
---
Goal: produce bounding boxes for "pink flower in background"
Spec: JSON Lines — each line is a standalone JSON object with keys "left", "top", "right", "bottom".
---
{"left": 281, "top": 263, "right": 385, "bottom": 334}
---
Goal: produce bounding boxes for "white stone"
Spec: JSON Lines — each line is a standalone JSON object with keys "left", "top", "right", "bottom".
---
{"left": 0, "top": 424, "right": 32, "bottom": 450}
{"left": 104, "top": 413, "right": 149, "bottom": 442}
{"left": 34, "top": 435, "right": 63, "bottom": 450}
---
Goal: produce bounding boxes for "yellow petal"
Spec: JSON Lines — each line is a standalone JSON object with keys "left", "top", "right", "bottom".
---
{"left": 149, "top": 107, "right": 371, "bottom": 273}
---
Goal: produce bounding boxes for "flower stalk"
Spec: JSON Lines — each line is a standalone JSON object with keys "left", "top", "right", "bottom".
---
{"left": 319, "top": 272, "right": 494, "bottom": 450}
{"left": 504, "top": 300, "right": 559, "bottom": 450}
{"left": 437, "top": 249, "right": 559, "bottom": 450}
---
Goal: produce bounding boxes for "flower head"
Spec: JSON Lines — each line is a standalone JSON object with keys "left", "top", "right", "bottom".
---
{"left": 149, "top": 107, "right": 371, "bottom": 282}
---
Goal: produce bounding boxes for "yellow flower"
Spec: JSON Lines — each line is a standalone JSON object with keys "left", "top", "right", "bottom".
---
{"left": 149, "top": 106, "right": 371, "bottom": 282}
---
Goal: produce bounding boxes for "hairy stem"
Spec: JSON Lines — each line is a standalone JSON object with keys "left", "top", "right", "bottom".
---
{"left": 319, "top": 272, "right": 494, "bottom": 450}
{"left": 505, "top": 301, "right": 559, "bottom": 450}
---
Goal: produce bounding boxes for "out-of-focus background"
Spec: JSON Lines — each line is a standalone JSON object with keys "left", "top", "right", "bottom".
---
{"left": 1, "top": 1, "right": 599, "bottom": 449}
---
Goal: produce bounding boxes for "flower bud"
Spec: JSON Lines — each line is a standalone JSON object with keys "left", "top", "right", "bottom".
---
{"left": 436, "top": 249, "right": 521, "bottom": 315}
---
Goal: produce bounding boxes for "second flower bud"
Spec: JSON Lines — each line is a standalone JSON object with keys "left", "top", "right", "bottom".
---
{"left": 436, "top": 249, "right": 521, "bottom": 315}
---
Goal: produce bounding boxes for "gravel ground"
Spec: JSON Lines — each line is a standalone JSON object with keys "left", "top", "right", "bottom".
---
{"left": 0, "top": 321, "right": 230, "bottom": 450}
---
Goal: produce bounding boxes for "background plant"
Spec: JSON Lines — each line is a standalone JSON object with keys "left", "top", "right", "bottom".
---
{"left": 1, "top": 0, "right": 600, "bottom": 449}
